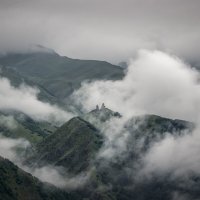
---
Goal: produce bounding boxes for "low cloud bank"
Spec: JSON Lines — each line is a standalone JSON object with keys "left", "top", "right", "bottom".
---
{"left": 29, "top": 165, "right": 91, "bottom": 189}
{"left": 0, "top": 135, "right": 29, "bottom": 162}
{"left": 0, "top": 115, "right": 17, "bottom": 130}
{"left": 96, "top": 116, "right": 131, "bottom": 160}
{"left": 0, "top": 77, "right": 73, "bottom": 123}
{"left": 140, "top": 127, "right": 200, "bottom": 178}
{"left": 2, "top": 50, "right": 200, "bottom": 191}
{"left": 73, "top": 50, "right": 200, "bottom": 122}
{"left": 0, "top": 135, "right": 90, "bottom": 189}
{"left": 73, "top": 50, "right": 200, "bottom": 183}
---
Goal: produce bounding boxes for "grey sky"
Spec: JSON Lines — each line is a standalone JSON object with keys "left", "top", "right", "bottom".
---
{"left": 1, "top": 0, "right": 200, "bottom": 63}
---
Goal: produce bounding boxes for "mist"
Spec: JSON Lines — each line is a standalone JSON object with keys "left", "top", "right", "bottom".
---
{"left": 0, "top": 135, "right": 90, "bottom": 189}
{"left": 73, "top": 50, "right": 200, "bottom": 122}
{"left": 1, "top": 1, "right": 200, "bottom": 198}
{"left": 73, "top": 50, "right": 200, "bottom": 185}
{"left": 0, "top": 76, "right": 73, "bottom": 123}
{"left": 0, "top": 115, "right": 17, "bottom": 130}
{"left": 139, "top": 126, "right": 200, "bottom": 179}
{"left": 1, "top": 49, "right": 200, "bottom": 194}
{"left": 0, "top": 135, "right": 30, "bottom": 162}
{"left": 0, "top": 0, "right": 200, "bottom": 64}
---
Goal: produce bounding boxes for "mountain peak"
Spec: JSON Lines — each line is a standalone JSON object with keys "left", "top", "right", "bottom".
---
{"left": 89, "top": 103, "right": 121, "bottom": 119}
{"left": 27, "top": 44, "right": 56, "bottom": 54}
{"left": 27, "top": 116, "right": 103, "bottom": 173}
{"left": 82, "top": 105, "right": 121, "bottom": 128}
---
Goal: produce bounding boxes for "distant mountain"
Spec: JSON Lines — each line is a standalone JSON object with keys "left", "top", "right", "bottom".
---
{"left": 0, "top": 51, "right": 124, "bottom": 100}
{"left": 0, "top": 65, "right": 60, "bottom": 105}
{"left": 0, "top": 156, "right": 78, "bottom": 200}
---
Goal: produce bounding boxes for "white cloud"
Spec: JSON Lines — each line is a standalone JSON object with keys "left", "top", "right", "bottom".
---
{"left": 73, "top": 50, "right": 200, "bottom": 122}
{"left": 0, "top": 115, "right": 17, "bottom": 130}
{"left": 0, "top": 0, "right": 200, "bottom": 63}
{"left": 97, "top": 117, "right": 130, "bottom": 160}
{"left": 0, "top": 135, "right": 30, "bottom": 161}
{"left": 139, "top": 126, "right": 200, "bottom": 179}
{"left": 73, "top": 50, "right": 200, "bottom": 180}
{"left": 29, "top": 165, "right": 91, "bottom": 189}
{"left": 0, "top": 77, "right": 73, "bottom": 123}
{"left": 0, "top": 135, "right": 90, "bottom": 189}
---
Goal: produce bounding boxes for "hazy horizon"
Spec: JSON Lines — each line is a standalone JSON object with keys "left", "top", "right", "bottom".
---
{"left": 1, "top": 0, "right": 200, "bottom": 64}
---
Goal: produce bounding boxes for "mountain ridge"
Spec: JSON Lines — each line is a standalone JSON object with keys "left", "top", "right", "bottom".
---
{"left": 0, "top": 51, "right": 124, "bottom": 100}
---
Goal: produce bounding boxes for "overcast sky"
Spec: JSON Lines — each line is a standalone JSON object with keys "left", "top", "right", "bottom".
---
{"left": 1, "top": 0, "right": 200, "bottom": 64}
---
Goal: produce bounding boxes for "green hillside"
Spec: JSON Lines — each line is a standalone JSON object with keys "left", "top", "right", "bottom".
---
{"left": 28, "top": 117, "right": 103, "bottom": 173}
{"left": 0, "top": 112, "right": 57, "bottom": 144}
{"left": 0, "top": 65, "right": 60, "bottom": 105}
{"left": 0, "top": 156, "right": 79, "bottom": 200}
{"left": 24, "top": 111, "right": 197, "bottom": 200}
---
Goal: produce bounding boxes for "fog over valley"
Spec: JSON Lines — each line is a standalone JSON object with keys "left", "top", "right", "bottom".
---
{"left": 0, "top": 1, "right": 200, "bottom": 200}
